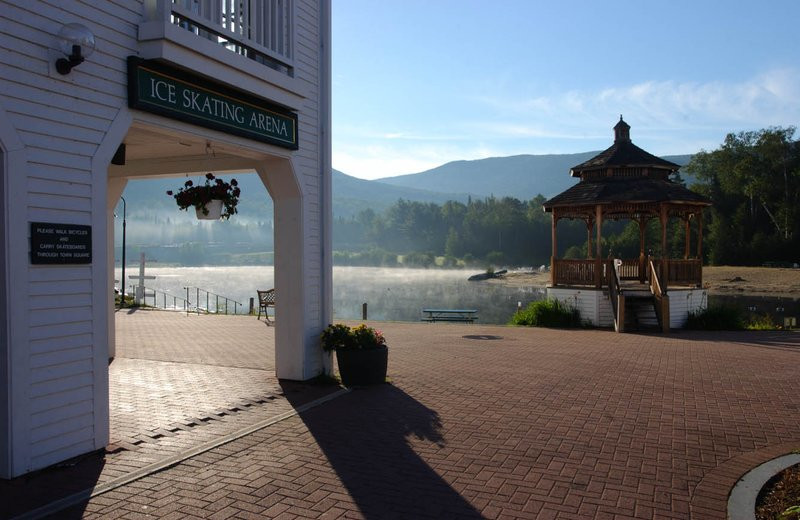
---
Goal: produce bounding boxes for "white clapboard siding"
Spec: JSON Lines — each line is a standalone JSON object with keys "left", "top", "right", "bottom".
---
{"left": 30, "top": 346, "right": 93, "bottom": 369}
{"left": 2, "top": 0, "right": 327, "bottom": 475}
{"left": 30, "top": 400, "right": 93, "bottom": 429}
{"left": 30, "top": 335, "right": 94, "bottom": 356}
{"left": 27, "top": 163, "right": 94, "bottom": 184}
{"left": 294, "top": 0, "right": 323, "bottom": 328}
{"left": 546, "top": 287, "right": 613, "bottom": 327}
{"left": 669, "top": 289, "right": 707, "bottom": 328}
{"left": 28, "top": 176, "right": 93, "bottom": 195}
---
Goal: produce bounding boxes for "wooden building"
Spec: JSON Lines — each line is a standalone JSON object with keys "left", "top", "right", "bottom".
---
{"left": 542, "top": 118, "right": 710, "bottom": 332}
{"left": 0, "top": 1, "right": 331, "bottom": 478}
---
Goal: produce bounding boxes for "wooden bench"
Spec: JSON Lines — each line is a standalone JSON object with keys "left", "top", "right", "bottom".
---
{"left": 257, "top": 289, "right": 275, "bottom": 324}
{"left": 421, "top": 308, "right": 478, "bottom": 323}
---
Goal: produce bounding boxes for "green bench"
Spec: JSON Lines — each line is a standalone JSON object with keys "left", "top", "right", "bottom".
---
{"left": 421, "top": 308, "right": 478, "bottom": 323}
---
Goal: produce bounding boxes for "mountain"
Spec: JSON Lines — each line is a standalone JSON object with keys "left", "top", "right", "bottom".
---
{"left": 331, "top": 169, "right": 471, "bottom": 217}
{"left": 378, "top": 153, "right": 694, "bottom": 200}
{"left": 114, "top": 151, "right": 696, "bottom": 261}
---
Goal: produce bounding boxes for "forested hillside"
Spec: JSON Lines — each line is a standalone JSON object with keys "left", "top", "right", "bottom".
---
{"left": 114, "top": 131, "right": 798, "bottom": 268}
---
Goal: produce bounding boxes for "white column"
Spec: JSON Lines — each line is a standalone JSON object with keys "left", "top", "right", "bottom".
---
{"left": 107, "top": 177, "right": 128, "bottom": 360}
{"left": 256, "top": 157, "right": 325, "bottom": 380}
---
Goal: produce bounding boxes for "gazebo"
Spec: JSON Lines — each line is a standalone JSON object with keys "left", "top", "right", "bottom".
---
{"left": 542, "top": 117, "right": 711, "bottom": 332}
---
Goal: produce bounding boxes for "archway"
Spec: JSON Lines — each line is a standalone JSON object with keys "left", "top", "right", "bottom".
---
{"left": 107, "top": 119, "right": 325, "bottom": 379}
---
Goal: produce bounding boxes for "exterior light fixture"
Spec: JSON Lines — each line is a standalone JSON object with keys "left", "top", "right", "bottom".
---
{"left": 55, "top": 23, "right": 95, "bottom": 75}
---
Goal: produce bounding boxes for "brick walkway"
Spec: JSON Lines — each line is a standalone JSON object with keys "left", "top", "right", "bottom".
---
{"left": 4, "top": 313, "right": 800, "bottom": 519}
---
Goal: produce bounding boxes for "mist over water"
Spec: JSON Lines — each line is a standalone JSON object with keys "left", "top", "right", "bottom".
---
{"left": 114, "top": 266, "right": 545, "bottom": 324}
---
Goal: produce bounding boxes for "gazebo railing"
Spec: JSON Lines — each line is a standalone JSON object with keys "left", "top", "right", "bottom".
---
{"left": 552, "top": 258, "right": 702, "bottom": 288}
{"left": 552, "top": 258, "right": 610, "bottom": 286}
{"left": 653, "top": 259, "right": 702, "bottom": 287}
{"left": 617, "top": 259, "right": 640, "bottom": 280}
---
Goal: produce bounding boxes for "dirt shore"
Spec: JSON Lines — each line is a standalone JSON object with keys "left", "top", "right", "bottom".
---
{"left": 488, "top": 266, "right": 800, "bottom": 299}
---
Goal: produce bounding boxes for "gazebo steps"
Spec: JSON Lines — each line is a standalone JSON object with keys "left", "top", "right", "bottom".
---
{"left": 623, "top": 293, "right": 660, "bottom": 331}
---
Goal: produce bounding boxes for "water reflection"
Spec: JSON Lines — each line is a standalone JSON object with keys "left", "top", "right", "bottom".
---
{"left": 333, "top": 267, "right": 545, "bottom": 323}
{"left": 113, "top": 266, "right": 799, "bottom": 326}
{"left": 114, "top": 266, "right": 545, "bottom": 324}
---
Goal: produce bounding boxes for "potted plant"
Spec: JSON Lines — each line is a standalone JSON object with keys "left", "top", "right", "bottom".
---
{"left": 321, "top": 323, "right": 388, "bottom": 386}
{"left": 166, "top": 173, "right": 240, "bottom": 220}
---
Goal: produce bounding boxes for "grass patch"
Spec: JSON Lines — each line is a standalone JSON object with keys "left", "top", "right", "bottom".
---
{"left": 510, "top": 299, "right": 582, "bottom": 328}
{"left": 747, "top": 314, "right": 780, "bottom": 330}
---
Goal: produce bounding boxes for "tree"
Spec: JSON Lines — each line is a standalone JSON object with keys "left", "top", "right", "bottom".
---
{"left": 686, "top": 126, "right": 800, "bottom": 265}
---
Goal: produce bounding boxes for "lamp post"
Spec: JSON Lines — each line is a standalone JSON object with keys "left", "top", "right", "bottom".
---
{"left": 120, "top": 196, "right": 126, "bottom": 308}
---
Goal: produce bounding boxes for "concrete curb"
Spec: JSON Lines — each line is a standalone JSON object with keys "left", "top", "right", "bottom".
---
{"left": 728, "top": 453, "right": 800, "bottom": 520}
{"left": 12, "top": 387, "right": 350, "bottom": 520}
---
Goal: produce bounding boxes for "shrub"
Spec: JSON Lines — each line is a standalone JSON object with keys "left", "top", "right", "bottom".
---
{"left": 747, "top": 314, "right": 779, "bottom": 330}
{"left": 321, "top": 323, "right": 386, "bottom": 351}
{"left": 686, "top": 304, "right": 745, "bottom": 330}
{"left": 511, "top": 299, "right": 582, "bottom": 328}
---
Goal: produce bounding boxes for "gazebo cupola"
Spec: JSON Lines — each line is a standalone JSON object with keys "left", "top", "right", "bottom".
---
{"left": 542, "top": 117, "right": 711, "bottom": 332}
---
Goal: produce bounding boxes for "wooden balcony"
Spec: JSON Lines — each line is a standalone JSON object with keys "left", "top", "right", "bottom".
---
{"left": 552, "top": 258, "right": 702, "bottom": 289}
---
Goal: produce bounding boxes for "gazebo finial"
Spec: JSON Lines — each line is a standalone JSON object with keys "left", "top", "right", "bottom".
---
{"left": 614, "top": 116, "right": 631, "bottom": 143}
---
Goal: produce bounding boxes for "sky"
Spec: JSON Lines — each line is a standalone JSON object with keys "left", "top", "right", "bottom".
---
{"left": 331, "top": 1, "right": 800, "bottom": 180}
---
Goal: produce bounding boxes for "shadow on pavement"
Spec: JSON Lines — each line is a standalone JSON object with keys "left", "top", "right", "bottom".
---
{"left": 0, "top": 449, "right": 104, "bottom": 519}
{"left": 287, "top": 382, "right": 483, "bottom": 519}
{"left": 670, "top": 329, "right": 800, "bottom": 352}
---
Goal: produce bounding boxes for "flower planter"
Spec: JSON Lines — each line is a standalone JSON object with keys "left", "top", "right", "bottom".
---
{"left": 335, "top": 345, "right": 388, "bottom": 386}
{"left": 196, "top": 199, "right": 223, "bottom": 220}
{"left": 168, "top": 173, "right": 240, "bottom": 220}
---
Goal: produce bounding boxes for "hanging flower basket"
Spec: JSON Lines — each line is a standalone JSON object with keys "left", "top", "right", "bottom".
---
{"left": 195, "top": 199, "right": 223, "bottom": 220}
{"left": 166, "top": 173, "right": 240, "bottom": 220}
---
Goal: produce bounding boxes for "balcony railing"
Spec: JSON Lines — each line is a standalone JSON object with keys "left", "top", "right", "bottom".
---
{"left": 145, "top": 0, "right": 294, "bottom": 75}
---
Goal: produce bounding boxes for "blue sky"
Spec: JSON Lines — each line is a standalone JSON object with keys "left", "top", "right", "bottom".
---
{"left": 331, "top": 1, "right": 800, "bottom": 180}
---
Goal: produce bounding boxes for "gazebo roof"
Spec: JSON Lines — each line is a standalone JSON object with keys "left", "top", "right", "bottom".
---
{"left": 543, "top": 117, "right": 710, "bottom": 213}
{"left": 542, "top": 177, "right": 711, "bottom": 210}
{"left": 569, "top": 117, "right": 680, "bottom": 177}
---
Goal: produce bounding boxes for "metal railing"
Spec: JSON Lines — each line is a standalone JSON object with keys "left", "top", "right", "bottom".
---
{"left": 146, "top": 0, "right": 294, "bottom": 75}
{"left": 127, "top": 285, "right": 194, "bottom": 312}
{"left": 184, "top": 286, "right": 243, "bottom": 315}
{"left": 126, "top": 285, "right": 244, "bottom": 315}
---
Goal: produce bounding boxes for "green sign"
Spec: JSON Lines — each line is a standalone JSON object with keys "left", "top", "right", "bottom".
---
{"left": 127, "top": 57, "right": 298, "bottom": 149}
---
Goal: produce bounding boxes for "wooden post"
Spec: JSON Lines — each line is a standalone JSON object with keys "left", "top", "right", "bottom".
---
{"left": 617, "top": 294, "right": 625, "bottom": 333}
{"left": 661, "top": 295, "right": 670, "bottom": 333}
{"left": 595, "top": 205, "right": 602, "bottom": 288}
{"left": 697, "top": 209, "right": 704, "bottom": 287}
{"left": 638, "top": 218, "right": 647, "bottom": 283}
{"left": 684, "top": 216, "right": 691, "bottom": 260}
{"left": 660, "top": 204, "right": 668, "bottom": 292}
{"left": 697, "top": 209, "right": 703, "bottom": 260}
{"left": 551, "top": 210, "right": 558, "bottom": 286}
{"left": 586, "top": 219, "right": 593, "bottom": 259}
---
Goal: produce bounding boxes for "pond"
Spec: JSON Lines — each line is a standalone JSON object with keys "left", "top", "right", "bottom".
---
{"left": 114, "top": 266, "right": 545, "bottom": 324}
{"left": 114, "top": 265, "right": 800, "bottom": 326}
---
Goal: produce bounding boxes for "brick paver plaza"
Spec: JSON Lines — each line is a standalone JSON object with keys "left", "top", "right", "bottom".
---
{"left": 3, "top": 310, "right": 799, "bottom": 519}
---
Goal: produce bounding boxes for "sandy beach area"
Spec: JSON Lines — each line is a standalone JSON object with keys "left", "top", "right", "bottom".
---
{"left": 488, "top": 265, "right": 800, "bottom": 299}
